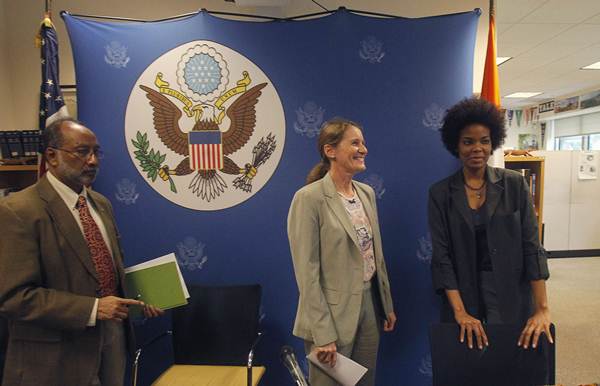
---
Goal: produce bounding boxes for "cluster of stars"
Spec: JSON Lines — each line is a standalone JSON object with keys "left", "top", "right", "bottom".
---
{"left": 184, "top": 54, "right": 221, "bottom": 94}
{"left": 39, "top": 77, "right": 64, "bottom": 117}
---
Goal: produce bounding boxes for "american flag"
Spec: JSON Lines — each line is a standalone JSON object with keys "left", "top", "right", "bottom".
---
{"left": 38, "top": 16, "right": 68, "bottom": 175}
{"left": 38, "top": 17, "right": 68, "bottom": 131}
{"left": 188, "top": 131, "right": 223, "bottom": 171}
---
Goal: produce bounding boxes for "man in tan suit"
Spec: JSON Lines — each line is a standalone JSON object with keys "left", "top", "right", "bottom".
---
{"left": 0, "top": 119, "right": 161, "bottom": 386}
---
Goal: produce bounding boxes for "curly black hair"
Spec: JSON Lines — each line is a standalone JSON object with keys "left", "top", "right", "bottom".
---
{"left": 440, "top": 97, "right": 506, "bottom": 157}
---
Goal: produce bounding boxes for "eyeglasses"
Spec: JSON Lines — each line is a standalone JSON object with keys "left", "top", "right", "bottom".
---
{"left": 49, "top": 146, "right": 104, "bottom": 161}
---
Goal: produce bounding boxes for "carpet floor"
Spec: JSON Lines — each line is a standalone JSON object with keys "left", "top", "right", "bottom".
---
{"left": 548, "top": 257, "right": 600, "bottom": 385}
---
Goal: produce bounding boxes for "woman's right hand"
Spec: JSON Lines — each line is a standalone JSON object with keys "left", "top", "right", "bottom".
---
{"left": 314, "top": 342, "right": 337, "bottom": 367}
{"left": 454, "top": 310, "right": 489, "bottom": 350}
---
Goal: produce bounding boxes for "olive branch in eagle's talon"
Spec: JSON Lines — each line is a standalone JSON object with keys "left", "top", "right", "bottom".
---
{"left": 131, "top": 131, "right": 178, "bottom": 193}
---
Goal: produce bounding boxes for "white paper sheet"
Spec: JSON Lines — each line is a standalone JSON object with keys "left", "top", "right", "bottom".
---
{"left": 125, "top": 252, "right": 189, "bottom": 298}
{"left": 578, "top": 151, "right": 598, "bottom": 180}
{"left": 306, "top": 352, "right": 367, "bottom": 386}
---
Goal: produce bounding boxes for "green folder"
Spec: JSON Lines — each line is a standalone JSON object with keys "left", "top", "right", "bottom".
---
{"left": 124, "top": 261, "right": 188, "bottom": 311}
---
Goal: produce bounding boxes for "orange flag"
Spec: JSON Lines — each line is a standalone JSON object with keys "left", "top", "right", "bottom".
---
{"left": 481, "top": 0, "right": 500, "bottom": 106}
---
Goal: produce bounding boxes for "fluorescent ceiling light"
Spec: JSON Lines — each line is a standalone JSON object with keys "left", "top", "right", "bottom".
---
{"left": 497, "top": 57, "right": 512, "bottom": 65}
{"left": 504, "top": 92, "right": 542, "bottom": 98}
{"left": 581, "top": 61, "right": 600, "bottom": 70}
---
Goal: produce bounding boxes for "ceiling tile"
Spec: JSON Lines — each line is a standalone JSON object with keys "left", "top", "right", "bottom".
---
{"left": 521, "top": 0, "right": 600, "bottom": 23}
{"left": 511, "top": 39, "right": 593, "bottom": 70}
{"left": 583, "top": 13, "right": 600, "bottom": 24}
{"left": 498, "top": 23, "right": 572, "bottom": 56}
{"left": 549, "top": 24, "right": 600, "bottom": 44}
{"left": 496, "top": 0, "right": 547, "bottom": 24}
{"left": 497, "top": 23, "right": 515, "bottom": 34}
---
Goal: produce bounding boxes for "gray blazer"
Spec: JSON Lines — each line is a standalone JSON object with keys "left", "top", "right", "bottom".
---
{"left": 287, "top": 173, "right": 394, "bottom": 347}
{"left": 428, "top": 166, "right": 549, "bottom": 323}
{"left": 0, "top": 176, "right": 133, "bottom": 386}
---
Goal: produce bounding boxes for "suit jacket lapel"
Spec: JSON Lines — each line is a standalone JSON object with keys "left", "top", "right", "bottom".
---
{"left": 37, "top": 177, "right": 99, "bottom": 282}
{"left": 322, "top": 173, "right": 361, "bottom": 250}
{"left": 485, "top": 166, "right": 504, "bottom": 220}
{"left": 355, "top": 184, "right": 377, "bottom": 234}
{"left": 449, "top": 169, "right": 474, "bottom": 232}
{"left": 354, "top": 183, "right": 384, "bottom": 261}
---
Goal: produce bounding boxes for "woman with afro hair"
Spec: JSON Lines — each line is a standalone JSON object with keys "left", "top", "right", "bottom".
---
{"left": 428, "top": 97, "right": 553, "bottom": 351}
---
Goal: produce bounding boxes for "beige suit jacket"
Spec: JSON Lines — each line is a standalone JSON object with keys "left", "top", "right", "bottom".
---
{"left": 0, "top": 176, "right": 132, "bottom": 386}
{"left": 287, "top": 173, "right": 394, "bottom": 347}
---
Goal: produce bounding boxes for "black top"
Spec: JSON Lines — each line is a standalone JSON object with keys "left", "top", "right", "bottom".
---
{"left": 471, "top": 205, "right": 493, "bottom": 271}
{"left": 428, "top": 166, "right": 549, "bottom": 323}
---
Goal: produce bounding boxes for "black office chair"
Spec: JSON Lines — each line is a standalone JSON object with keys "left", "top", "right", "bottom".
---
{"left": 134, "top": 284, "right": 265, "bottom": 386}
{"left": 429, "top": 323, "right": 555, "bottom": 386}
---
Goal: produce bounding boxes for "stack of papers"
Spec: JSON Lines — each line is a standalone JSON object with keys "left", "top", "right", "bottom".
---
{"left": 124, "top": 253, "right": 189, "bottom": 311}
{"left": 306, "top": 352, "right": 367, "bottom": 386}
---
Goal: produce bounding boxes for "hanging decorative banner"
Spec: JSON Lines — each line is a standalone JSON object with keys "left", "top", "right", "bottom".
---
{"left": 63, "top": 9, "right": 479, "bottom": 386}
{"left": 515, "top": 109, "right": 523, "bottom": 127}
{"left": 538, "top": 100, "right": 555, "bottom": 113}
{"left": 554, "top": 96, "right": 579, "bottom": 113}
{"left": 507, "top": 109, "right": 514, "bottom": 126}
{"left": 580, "top": 90, "right": 600, "bottom": 109}
{"left": 126, "top": 42, "right": 284, "bottom": 210}
{"left": 531, "top": 106, "right": 539, "bottom": 122}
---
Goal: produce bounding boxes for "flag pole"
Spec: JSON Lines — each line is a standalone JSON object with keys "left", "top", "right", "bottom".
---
{"left": 482, "top": 0, "right": 505, "bottom": 167}
{"left": 38, "top": 0, "right": 68, "bottom": 178}
{"left": 481, "top": 0, "right": 500, "bottom": 106}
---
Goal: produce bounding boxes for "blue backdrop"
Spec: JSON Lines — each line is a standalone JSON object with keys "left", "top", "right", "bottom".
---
{"left": 63, "top": 8, "right": 478, "bottom": 385}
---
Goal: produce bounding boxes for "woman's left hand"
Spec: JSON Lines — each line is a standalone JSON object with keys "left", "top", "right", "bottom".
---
{"left": 383, "top": 312, "right": 397, "bottom": 332}
{"left": 518, "top": 307, "right": 553, "bottom": 349}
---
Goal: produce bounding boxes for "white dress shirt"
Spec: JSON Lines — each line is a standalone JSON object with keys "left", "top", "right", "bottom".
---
{"left": 46, "top": 171, "right": 114, "bottom": 326}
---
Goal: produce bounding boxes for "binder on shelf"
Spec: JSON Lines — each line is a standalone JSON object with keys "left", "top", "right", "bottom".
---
{"left": 6, "top": 131, "right": 23, "bottom": 158}
{"left": 33, "top": 129, "right": 42, "bottom": 154}
{"left": 23, "top": 130, "right": 42, "bottom": 157}
{"left": 515, "top": 168, "right": 537, "bottom": 212}
{"left": 21, "top": 131, "right": 31, "bottom": 157}
{"left": 0, "top": 132, "right": 9, "bottom": 159}
{"left": 0, "top": 130, "right": 42, "bottom": 161}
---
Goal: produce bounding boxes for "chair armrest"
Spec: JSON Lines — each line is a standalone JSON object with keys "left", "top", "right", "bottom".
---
{"left": 247, "top": 331, "right": 263, "bottom": 368}
{"left": 132, "top": 330, "right": 172, "bottom": 386}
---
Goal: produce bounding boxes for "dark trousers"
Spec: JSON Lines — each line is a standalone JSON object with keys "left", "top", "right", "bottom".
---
{"left": 478, "top": 271, "right": 502, "bottom": 323}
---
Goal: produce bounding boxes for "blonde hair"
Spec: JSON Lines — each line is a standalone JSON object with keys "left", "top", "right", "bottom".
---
{"left": 305, "top": 117, "right": 363, "bottom": 185}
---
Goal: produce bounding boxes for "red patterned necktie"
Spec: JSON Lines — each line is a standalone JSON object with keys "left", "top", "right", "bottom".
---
{"left": 77, "top": 195, "right": 118, "bottom": 297}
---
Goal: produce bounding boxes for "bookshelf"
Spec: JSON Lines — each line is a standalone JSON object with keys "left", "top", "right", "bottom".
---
{"left": 504, "top": 155, "right": 545, "bottom": 242}
{"left": 0, "top": 164, "right": 38, "bottom": 196}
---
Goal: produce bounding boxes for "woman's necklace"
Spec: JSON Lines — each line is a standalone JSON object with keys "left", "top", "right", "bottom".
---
{"left": 464, "top": 179, "right": 486, "bottom": 199}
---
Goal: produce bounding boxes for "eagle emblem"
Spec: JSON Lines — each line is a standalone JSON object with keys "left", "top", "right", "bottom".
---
{"left": 130, "top": 44, "right": 279, "bottom": 203}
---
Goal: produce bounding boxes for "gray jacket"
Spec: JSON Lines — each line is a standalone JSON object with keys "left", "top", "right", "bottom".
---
{"left": 287, "top": 173, "right": 394, "bottom": 346}
{"left": 428, "top": 166, "right": 549, "bottom": 323}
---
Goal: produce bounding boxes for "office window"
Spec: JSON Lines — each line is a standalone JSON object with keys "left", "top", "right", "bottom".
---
{"left": 556, "top": 135, "right": 583, "bottom": 150}
{"left": 590, "top": 133, "right": 600, "bottom": 150}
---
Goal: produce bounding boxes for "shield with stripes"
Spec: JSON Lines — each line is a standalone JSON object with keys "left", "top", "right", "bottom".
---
{"left": 188, "top": 130, "right": 223, "bottom": 171}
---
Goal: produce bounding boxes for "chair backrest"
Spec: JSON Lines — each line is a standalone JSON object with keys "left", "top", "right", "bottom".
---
{"left": 172, "top": 284, "right": 262, "bottom": 366}
{"left": 429, "top": 323, "right": 555, "bottom": 386}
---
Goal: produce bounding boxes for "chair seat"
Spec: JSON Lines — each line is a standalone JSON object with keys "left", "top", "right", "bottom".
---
{"left": 152, "top": 364, "right": 266, "bottom": 386}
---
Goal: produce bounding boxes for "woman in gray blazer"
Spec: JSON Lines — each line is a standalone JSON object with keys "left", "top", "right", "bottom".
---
{"left": 428, "top": 98, "right": 553, "bottom": 351}
{"left": 287, "top": 118, "right": 396, "bottom": 386}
